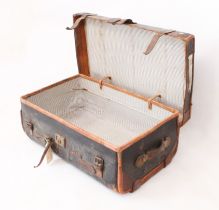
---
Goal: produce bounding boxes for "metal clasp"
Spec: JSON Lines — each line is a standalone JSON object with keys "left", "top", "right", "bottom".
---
{"left": 94, "top": 156, "right": 104, "bottom": 178}
{"left": 55, "top": 134, "right": 66, "bottom": 148}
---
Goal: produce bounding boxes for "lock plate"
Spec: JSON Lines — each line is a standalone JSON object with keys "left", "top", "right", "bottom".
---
{"left": 55, "top": 134, "right": 66, "bottom": 148}
{"left": 94, "top": 156, "right": 104, "bottom": 178}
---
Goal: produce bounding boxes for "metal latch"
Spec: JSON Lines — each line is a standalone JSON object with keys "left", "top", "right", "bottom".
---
{"left": 94, "top": 156, "right": 104, "bottom": 178}
{"left": 55, "top": 134, "right": 66, "bottom": 148}
{"left": 25, "top": 121, "right": 34, "bottom": 135}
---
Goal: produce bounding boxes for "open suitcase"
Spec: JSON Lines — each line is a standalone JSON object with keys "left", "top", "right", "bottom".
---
{"left": 20, "top": 13, "right": 195, "bottom": 193}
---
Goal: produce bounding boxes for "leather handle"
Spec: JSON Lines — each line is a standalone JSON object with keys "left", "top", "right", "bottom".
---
{"left": 135, "top": 137, "right": 171, "bottom": 168}
{"left": 34, "top": 137, "right": 53, "bottom": 168}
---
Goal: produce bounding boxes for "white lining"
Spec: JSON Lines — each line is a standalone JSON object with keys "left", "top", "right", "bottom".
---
{"left": 85, "top": 18, "right": 186, "bottom": 114}
{"left": 27, "top": 77, "right": 173, "bottom": 147}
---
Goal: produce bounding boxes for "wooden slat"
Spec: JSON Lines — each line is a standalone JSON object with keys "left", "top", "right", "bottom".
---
{"left": 73, "top": 14, "right": 90, "bottom": 76}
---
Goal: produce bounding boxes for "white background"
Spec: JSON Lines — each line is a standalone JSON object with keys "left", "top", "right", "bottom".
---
{"left": 0, "top": 0, "right": 219, "bottom": 210}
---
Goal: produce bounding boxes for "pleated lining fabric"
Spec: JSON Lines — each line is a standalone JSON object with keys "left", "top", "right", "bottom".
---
{"left": 27, "top": 77, "right": 173, "bottom": 147}
{"left": 85, "top": 18, "right": 186, "bottom": 114}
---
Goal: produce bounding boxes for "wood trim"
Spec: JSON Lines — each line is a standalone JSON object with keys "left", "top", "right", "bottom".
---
{"left": 181, "top": 35, "right": 195, "bottom": 126}
{"left": 21, "top": 74, "right": 179, "bottom": 152}
{"left": 181, "top": 40, "right": 189, "bottom": 126}
{"left": 73, "top": 14, "right": 90, "bottom": 76}
{"left": 117, "top": 152, "right": 124, "bottom": 193}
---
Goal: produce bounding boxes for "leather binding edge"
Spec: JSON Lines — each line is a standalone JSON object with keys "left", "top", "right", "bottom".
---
{"left": 117, "top": 151, "right": 123, "bottom": 193}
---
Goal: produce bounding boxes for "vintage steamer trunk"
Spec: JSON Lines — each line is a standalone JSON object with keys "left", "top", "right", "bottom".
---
{"left": 20, "top": 13, "right": 195, "bottom": 193}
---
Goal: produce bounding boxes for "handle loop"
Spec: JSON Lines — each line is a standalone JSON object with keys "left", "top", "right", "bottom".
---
{"left": 148, "top": 94, "right": 161, "bottom": 110}
{"left": 135, "top": 137, "right": 171, "bottom": 168}
{"left": 99, "top": 76, "right": 112, "bottom": 89}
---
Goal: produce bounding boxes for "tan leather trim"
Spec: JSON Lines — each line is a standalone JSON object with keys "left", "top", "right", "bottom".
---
{"left": 117, "top": 151, "right": 123, "bottom": 193}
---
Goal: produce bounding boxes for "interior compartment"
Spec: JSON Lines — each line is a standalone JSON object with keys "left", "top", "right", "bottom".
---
{"left": 84, "top": 17, "right": 187, "bottom": 114}
{"left": 26, "top": 75, "right": 176, "bottom": 147}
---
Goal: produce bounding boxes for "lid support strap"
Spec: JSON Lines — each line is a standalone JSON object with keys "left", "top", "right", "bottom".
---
{"left": 144, "top": 30, "right": 175, "bottom": 55}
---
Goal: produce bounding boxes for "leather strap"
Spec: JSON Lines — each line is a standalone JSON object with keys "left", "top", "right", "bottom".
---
{"left": 144, "top": 30, "right": 175, "bottom": 55}
{"left": 66, "top": 14, "right": 96, "bottom": 30}
{"left": 107, "top": 18, "right": 121, "bottom": 24}
{"left": 107, "top": 18, "right": 135, "bottom": 25}
{"left": 34, "top": 138, "right": 53, "bottom": 168}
